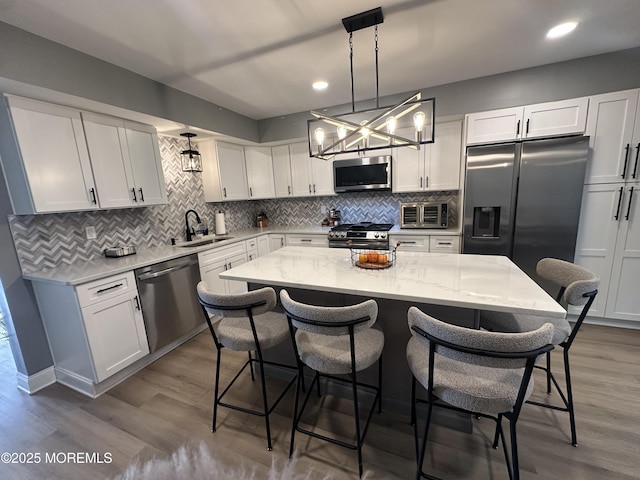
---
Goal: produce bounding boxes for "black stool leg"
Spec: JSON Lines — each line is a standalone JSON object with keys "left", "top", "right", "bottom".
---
{"left": 508, "top": 418, "right": 519, "bottom": 480}
{"left": 256, "top": 349, "right": 273, "bottom": 451}
{"left": 212, "top": 349, "right": 222, "bottom": 433}
{"left": 377, "top": 356, "right": 383, "bottom": 414}
{"left": 351, "top": 370, "right": 363, "bottom": 479}
{"left": 546, "top": 352, "right": 552, "bottom": 394}
{"left": 493, "top": 413, "right": 503, "bottom": 449}
{"left": 289, "top": 365, "right": 303, "bottom": 458}
{"left": 563, "top": 347, "right": 578, "bottom": 446}
{"left": 248, "top": 351, "right": 256, "bottom": 381}
{"left": 416, "top": 400, "right": 434, "bottom": 480}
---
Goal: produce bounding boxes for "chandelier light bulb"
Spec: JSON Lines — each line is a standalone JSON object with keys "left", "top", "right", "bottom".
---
{"left": 337, "top": 126, "right": 347, "bottom": 140}
{"left": 315, "top": 127, "right": 325, "bottom": 154}
{"left": 413, "top": 111, "right": 426, "bottom": 132}
{"left": 386, "top": 116, "right": 397, "bottom": 135}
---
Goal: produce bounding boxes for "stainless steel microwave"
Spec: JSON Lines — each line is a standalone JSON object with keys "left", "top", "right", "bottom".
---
{"left": 400, "top": 202, "right": 449, "bottom": 228}
{"left": 333, "top": 156, "right": 391, "bottom": 193}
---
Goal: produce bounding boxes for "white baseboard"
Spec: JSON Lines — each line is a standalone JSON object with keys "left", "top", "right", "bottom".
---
{"left": 16, "top": 366, "right": 56, "bottom": 394}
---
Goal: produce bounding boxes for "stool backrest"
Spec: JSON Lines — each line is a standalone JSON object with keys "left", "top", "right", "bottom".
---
{"left": 197, "top": 282, "right": 276, "bottom": 318}
{"left": 280, "top": 289, "right": 377, "bottom": 336}
{"left": 536, "top": 258, "right": 599, "bottom": 306}
{"left": 408, "top": 306, "right": 554, "bottom": 369}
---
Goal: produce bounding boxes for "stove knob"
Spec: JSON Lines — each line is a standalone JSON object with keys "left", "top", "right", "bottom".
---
{"left": 380, "top": 233, "right": 387, "bottom": 239}
{"left": 329, "top": 231, "right": 334, "bottom": 237}
{"left": 341, "top": 232, "right": 347, "bottom": 238}
{"left": 374, "top": 233, "right": 380, "bottom": 238}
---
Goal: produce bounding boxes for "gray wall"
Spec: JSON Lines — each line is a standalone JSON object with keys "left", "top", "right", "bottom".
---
{"left": 258, "top": 47, "right": 640, "bottom": 142}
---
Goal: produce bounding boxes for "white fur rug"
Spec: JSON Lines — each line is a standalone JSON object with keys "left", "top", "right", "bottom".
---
{"left": 115, "top": 442, "right": 369, "bottom": 479}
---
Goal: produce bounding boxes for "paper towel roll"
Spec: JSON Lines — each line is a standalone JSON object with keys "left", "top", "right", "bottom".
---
{"left": 215, "top": 211, "right": 227, "bottom": 235}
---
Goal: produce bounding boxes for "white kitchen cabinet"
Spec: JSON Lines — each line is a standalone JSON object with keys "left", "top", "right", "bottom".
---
{"left": 217, "top": 142, "right": 249, "bottom": 201}
{"left": 389, "top": 234, "right": 461, "bottom": 253}
{"left": 389, "top": 234, "right": 430, "bottom": 252}
{"left": 32, "top": 271, "right": 149, "bottom": 391}
{"left": 245, "top": 146, "right": 275, "bottom": 199}
{"left": 257, "top": 235, "right": 270, "bottom": 256}
{"left": 584, "top": 89, "right": 640, "bottom": 185}
{"left": 289, "top": 141, "right": 335, "bottom": 197}
{"left": 272, "top": 144, "right": 294, "bottom": 197}
{"left": 198, "top": 242, "right": 248, "bottom": 294}
{"left": 82, "top": 113, "right": 167, "bottom": 208}
{"left": 393, "top": 121, "right": 462, "bottom": 192}
{"left": 465, "top": 97, "right": 588, "bottom": 145}
{"left": 269, "top": 234, "right": 286, "bottom": 251}
{"left": 0, "top": 95, "right": 97, "bottom": 214}
{"left": 573, "top": 184, "right": 639, "bottom": 322}
{"left": 429, "top": 235, "right": 461, "bottom": 253}
{"left": 246, "top": 235, "right": 270, "bottom": 261}
{"left": 286, "top": 233, "right": 329, "bottom": 247}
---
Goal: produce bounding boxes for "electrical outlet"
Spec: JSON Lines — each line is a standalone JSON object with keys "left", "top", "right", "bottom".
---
{"left": 85, "top": 226, "right": 97, "bottom": 240}
{"left": 320, "top": 206, "right": 326, "bottom": 216}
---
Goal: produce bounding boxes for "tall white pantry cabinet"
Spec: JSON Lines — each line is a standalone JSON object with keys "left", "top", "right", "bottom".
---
{"left": 573, "top": 89, "right": 640, "bottom": 323}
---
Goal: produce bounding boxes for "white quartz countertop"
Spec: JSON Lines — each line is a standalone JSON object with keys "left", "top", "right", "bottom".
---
{"left": 220, "top": 246, "right": 566, "bottom": 318}
{"left": 22, "top": 225, "right": 461, "bottom": 286}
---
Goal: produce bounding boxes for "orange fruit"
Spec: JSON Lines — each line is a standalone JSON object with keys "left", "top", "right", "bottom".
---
{"left": 367, "top": 251, "right": 379, "bottom": 263}
{"left": 359, "top": 253, "right": 367, "bottom": 263}
{"left": 378, "top": 254, "right": 388, "bottom": 264}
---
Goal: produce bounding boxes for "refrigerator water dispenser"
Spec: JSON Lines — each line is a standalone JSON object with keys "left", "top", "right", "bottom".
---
{"left": 473, "top": 206, "right": 501, "bottom": 237}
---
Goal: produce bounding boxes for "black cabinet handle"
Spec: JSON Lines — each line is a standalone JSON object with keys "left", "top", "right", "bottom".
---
{"left": 223, "top": 187, "right": 227, "bottom": 198}
{"left": 516, "top": 120, "right": 521, "bottom": 136}
{"left": 139, "top": 188, "right": 144, "bottom": 201}
{"left": 313, "top": 184, "right": 316, "bottom": 193}
{"left": 622, "top": 144, "right": 630, "bottom": 179}
{"left": 308, "top": 184, "right": 312, "bottom": 194}
{"left": 633, "top": 143, "right": 639, "bottom": 179}
{"left": 525, "top": 119, "right": 530, "bottom": 135}
{"left": 131, "top": 188, "right": 137, "bottom": 202}
{"left": 288, "top": 185, "right": 291, "bottom": 195}
{"left": 97, "top": 283, "right": 123, "bottom": 294}
{"left": 615, "top": 186, "right": 624, "bottom": 220}
{"left": 134, "top": 295, "right": 141, "bottom": 311}
{"left": 625, "top": 187, "right": 634, "bottom": 221}
{"left": 249, "top": 187, "right": 253, "bottom": 197}
{"left": 419, "top": 177, "right": 422, "bottom": 188}
{"left": 89, "top": 187, "right": 97, "bottom": 204}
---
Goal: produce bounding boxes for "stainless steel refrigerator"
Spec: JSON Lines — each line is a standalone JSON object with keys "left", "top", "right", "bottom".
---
{"left": 462, "top": 136, "right": 589, "bottom": 293}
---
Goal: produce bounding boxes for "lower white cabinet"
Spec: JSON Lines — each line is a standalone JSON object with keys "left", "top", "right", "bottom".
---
{"left": 32, "top": 271, "right": 149, "bottom": 389}
{"left": 257, "top": 235, "right": 270, "bottom": 256}
{"left": 198, "top": 241, "right": 248, "bottom": 294}
{"left": 390, "top": 234, "right": 461, "bottom": 253}
{"left": 573, "top": 184, "right": 639, "bottom": 322}
{"left": 286, "top": 233, "right": 329, "bottom": 247}
{"left": 269, "top": 234, "right": 286, "bottom": 251}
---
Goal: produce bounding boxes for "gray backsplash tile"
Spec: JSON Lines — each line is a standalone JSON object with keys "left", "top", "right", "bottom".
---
{"left": 8, "top": 135, "right": 458, "bottom": 273}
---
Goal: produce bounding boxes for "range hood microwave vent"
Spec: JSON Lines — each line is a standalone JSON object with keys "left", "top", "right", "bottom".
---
{"left": 333, "top": 155, "right": 391, "bottom": 193}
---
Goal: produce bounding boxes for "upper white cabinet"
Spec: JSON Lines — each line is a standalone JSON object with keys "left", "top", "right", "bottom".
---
{"left": 0, "top": 95, "right": 97, "bottom": 214}
{"left": 272, "top": 144, "right": 294, "bottom": 197}
{"left": 393, "top": 120, "right": 462, "bottom": 193}
{"left": 217, "top": 142, "right": 249, "bottom": 201}
{"left": 82, "top": 112, "right": 167, "bottom": 208}
{"left": 289, "top": 142, "right": 334, "bottom": 197}
{"left": 584, "top": 89, "right": 640, "bottom": 185}
{"left": 465, "top": 97, "right": 588, "bottom": 145}
{"left": 245, "top": 146, "right": 275, "bottom": 199}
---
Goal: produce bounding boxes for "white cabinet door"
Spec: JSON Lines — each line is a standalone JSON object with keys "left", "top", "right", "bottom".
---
{"left": 389, "top": 234, "right": 430, "bottom": 252}
{"left": 289, "top": 141, "right": 313, "bottom": 196}
{"left": 200, "top": 260, "right": 227, "bottom": 293}
{"left": 82, "top": 113, "right": 136, "bottom": 208}
{"left": 257, "top": 235, "right": 270, "bottom": 256}
{"left": 245, "top": 146, "right": 275, "bottom": 199}
{"left": 125, "top": 121, "right": 167, "bottom": 205}
{"left": 465, "top": 107, "right": 523, "bottom": 145}
{"left": 311, "top": 156, "right": 334, "bottom": 196}
{"left": 584, "top": 90, "right": 639, "bottom": 185}
{"left": 81, "top": 291, "right": 149, "bottom": 382}
{"left": 226, "top": 253, "right": 248, "bottom": 294}
{"left": 573, "top": 184, "right": 623, "bottom": 317}
{"left": 269, "top": 234, "right": 286, "bottom": 251}
{"left": 605, "top": 186, "right": 639, "bottom": 322}
{"left": 286, "top": 233, "right": 329, "bottom": 247}
{"left": 392, "top": 127, "right": 426, "bottom": 193}
{"left": 427, "top": 120, "right": 462, "bottom": 191}
{"left": 6, "top": 96, "right": 97, "bottom": 213}
{"left": 217, "top": 142, "right": 248, "bottom": 201}
{"left": 272, "top": 145, "right": 293, "bottom": 197}
{"left": 523, "top": 97, "right": 588, "bottom": 139}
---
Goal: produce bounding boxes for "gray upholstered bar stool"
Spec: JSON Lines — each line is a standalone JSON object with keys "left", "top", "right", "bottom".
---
{"left": 280, "top": 289, "right": 384, "bottom": 478}
{"left": 407, "top": 306, "right": 554, "bottom": 480}
{"left": 197, "top": 282, "right": 296, "bottom": 451}
{"left": 480, "top": 258, "right": 599, "bottom": 446}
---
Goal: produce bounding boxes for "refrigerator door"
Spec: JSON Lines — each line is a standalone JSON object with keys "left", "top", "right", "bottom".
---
{"left": 463, "top": 143, "right": 518, "bottom": 256}
{"left": 512, "top": 136, "right": 588, "bottom": 292}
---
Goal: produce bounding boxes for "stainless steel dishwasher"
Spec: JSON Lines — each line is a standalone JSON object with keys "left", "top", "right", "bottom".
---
{"left": 135, "top": 254, "right": 203, "bottom": 353}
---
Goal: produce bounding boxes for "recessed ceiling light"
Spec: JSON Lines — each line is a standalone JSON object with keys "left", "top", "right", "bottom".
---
{"left": 546, "top": 21, "right": 578, "bottom": 39}
{"left": 312, "top": 81, "right": 328, "bottom": 91}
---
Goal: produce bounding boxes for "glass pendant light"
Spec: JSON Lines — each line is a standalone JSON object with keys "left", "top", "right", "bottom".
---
{"left": 180, "top": 133, "right": 203, "bottom": 172}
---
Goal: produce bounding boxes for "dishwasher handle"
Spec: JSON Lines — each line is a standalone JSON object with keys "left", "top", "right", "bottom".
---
{"left": 137, "top": 259, "right": 198, "bottom": 281}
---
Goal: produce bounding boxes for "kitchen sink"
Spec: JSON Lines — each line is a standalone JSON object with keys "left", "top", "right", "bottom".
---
{"left": 176, "top": 236, "right": 234, "bottom": 247}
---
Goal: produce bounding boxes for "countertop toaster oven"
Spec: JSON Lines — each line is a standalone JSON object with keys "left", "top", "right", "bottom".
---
{"left": 400, "top": 202, "right": 449, "bottom": 228}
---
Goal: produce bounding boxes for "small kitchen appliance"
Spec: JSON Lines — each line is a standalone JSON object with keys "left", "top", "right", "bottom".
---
{"left": 328, "top": 222, "right": 393, "bottom": 249}
{"left": 329, "top": 208, "right": 342, "bottom": 226}
{"left": 400, "top": 202, "right": 449, "bottom": 228}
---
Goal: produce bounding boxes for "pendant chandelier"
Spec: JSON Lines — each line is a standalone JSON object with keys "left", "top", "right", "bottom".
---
{"left": 307, "top": 7, "right": 435, "bottom": 160}
{"left": 180, "top": 132, "right": 203, "bottom": 172}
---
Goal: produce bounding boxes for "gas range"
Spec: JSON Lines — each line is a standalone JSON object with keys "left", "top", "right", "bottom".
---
{"left": 327, "top": 222, "right": 394, "bottom": 249}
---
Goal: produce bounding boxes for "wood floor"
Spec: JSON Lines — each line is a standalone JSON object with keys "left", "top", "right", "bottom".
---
{"left": 0, "top": 323, "right": 639, "bottom": 479}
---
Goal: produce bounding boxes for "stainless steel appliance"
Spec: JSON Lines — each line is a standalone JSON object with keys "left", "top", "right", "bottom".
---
{"left": 462, "top": 135, "right": 588, "bottom": 292}
{"left": 328, "top": 222, "right": 393, "bottom": 249}
{"left": 333, "top": 155, "right": 391, "bottom": 193}
{"left": 135, "top": 254, "right": 203, "bottom": 353}
{"left": 400, "top": 202, "right": 449, "bottom": 228}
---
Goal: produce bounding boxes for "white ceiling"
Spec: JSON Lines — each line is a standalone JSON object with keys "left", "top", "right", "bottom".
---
{"left": 1, "top": 0, "right": 640, "bottom": 121}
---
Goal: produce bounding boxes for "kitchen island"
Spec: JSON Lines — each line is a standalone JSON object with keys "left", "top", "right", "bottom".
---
{"left": 220, "top": 246, "right": 565, "bottom": 410}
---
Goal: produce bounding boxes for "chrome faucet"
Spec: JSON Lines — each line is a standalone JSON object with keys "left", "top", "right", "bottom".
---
{"left": 185, "top": 209, "right": 201, "bottom": 242}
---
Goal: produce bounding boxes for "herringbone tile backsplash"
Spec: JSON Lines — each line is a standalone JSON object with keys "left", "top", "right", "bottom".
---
{"left": 9, "top": 136, "right": 458, "bottom": 273}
